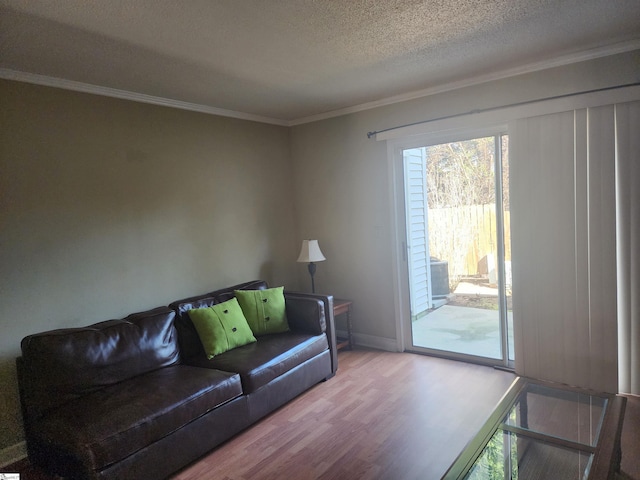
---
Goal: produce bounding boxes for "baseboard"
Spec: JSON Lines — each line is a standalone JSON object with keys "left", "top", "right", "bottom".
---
{"left": 336, "top": 329, "right": 399, "bottom": 352}
{"left": 0, "top": 441, "right": 26, "bottom": 468}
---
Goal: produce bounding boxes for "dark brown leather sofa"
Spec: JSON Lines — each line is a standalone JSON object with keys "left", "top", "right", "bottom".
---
{"left": 16, "top": 280, "right": 337, "bottom": 480}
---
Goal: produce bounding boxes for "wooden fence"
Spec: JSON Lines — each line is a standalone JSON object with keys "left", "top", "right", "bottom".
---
{"left": 428, "top": 204, "right": 511, "bottom": 282}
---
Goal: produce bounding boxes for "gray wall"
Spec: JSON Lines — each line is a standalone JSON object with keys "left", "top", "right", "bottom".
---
{"left": 0, "top": 80, "right": 299, "bottom": 452}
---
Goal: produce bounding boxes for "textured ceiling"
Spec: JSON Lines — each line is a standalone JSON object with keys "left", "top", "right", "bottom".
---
{"left": 1, "top": 0, "right": 639, "bottom": 123}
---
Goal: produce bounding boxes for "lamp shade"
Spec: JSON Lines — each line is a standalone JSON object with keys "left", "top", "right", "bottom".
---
{"left": 296, "top": 240, "right": 326, "bottom": 263}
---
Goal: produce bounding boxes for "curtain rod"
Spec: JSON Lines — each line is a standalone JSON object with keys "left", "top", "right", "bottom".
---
{"left": 366, "top": 82, "right": 640, "bottom": 139}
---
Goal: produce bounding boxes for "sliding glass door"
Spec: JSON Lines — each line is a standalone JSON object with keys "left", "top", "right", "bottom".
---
{"left": 402, "top": 133, "right": 513, "bottom": 366}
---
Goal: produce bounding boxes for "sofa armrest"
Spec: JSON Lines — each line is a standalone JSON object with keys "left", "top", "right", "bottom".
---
{"left": 285, "top": 292, "right": 337, "bottom": 376}
{"left": 285, "top": 295, "right": 326, "bottom": 335}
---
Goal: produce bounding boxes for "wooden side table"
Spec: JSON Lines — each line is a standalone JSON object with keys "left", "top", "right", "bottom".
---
{"left": 333, "top": 299, "right": 353, "bottom": 351}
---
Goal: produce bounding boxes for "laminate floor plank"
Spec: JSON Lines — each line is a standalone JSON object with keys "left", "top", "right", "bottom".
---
{"left": 172, "top": 349, "right": 515, "bottom": 480}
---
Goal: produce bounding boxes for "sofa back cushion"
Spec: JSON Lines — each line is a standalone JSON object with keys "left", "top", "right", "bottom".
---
{"left": 19, "top": 306, "right": 179, "bottom": 420}
{"left": 169, "top": 280, "right": 267, "bottom": 360}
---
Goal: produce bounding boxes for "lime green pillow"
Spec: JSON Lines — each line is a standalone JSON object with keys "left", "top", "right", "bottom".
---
{"left": 234, "top": 286, "right": 289, "bottom": 336}
{"left": 188, "top": 298, "right": 256, "bottom": 359}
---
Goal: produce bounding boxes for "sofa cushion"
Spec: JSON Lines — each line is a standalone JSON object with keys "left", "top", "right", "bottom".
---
{"left": 189, "top": 332, "right": 328, "bottom": 393}
{"left": 19, "top": 307, "right": 180, "bottom": 419}
{"left": 234, "top": 286, "right": 289, "bottom": 336}
{"left": 30, "top": 365, "right": 243, "bottom": 472}
{"left": 188, "top": 298, "right": 256, "bottom": 359}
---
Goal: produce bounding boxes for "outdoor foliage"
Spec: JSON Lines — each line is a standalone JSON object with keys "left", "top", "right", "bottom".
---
{"left": 425, "top": 136, "right": 509, "bottom": 209}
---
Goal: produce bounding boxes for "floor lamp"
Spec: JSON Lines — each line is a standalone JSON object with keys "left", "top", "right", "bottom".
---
{"left": 296, "top": 239, "right": 326, "bottom": 293}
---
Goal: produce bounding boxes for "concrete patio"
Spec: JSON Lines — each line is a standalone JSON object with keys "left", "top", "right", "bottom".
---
{"left": 411, "top": 282, "right": 514, "bottom": 360}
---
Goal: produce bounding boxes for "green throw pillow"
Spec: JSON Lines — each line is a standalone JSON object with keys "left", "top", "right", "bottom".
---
{"left": 234, "top": 286, "right": 289, "bottom": 336}
{"left": 188, "top": 298, "right": 256, "bottom": 359}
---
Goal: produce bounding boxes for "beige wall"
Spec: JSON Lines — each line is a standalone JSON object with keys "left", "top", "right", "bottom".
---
{"left": 0, "top": 80, "right": 299, "bottom": 452}
{"left": 290, "top": 50, "right": 640, "bottom": 344}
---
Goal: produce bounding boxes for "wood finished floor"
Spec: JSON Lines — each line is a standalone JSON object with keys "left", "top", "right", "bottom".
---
{"left": 5, "top": 349, "right": 640, "bottom": 479}
{"left": 171, "top": 350, "right": 516, "bottom": 480}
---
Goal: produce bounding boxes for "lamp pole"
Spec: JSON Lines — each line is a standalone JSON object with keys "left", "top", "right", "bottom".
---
{"left": 308, "top": 262, "right": 317, "bottom": 293}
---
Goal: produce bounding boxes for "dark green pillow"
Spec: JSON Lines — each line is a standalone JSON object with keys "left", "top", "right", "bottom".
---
{"left": 234, "top": 286, "right": 289, "bottom": 336}
{"left": 188, "top": 298, "right": 256, "bottom": 359}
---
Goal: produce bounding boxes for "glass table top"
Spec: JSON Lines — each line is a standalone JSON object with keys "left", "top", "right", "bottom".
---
{"left": 465, "top": 429, "right": 594, "bottom": 480}
{"left": 504, "top": 382, "right": 607, "bottom": 448}
{"left": 443, "top": 377, "right": 622, "bottom": 480}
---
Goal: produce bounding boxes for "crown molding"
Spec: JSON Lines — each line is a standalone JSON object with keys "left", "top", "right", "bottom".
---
{"left": 0, "top": 68, "right": 289, "bottom": 127}
{"left": 289, "top": 39, "right": 640, "bottom": 126}
{"left": 2, "top": 39, "right": 639, "bottom": 127}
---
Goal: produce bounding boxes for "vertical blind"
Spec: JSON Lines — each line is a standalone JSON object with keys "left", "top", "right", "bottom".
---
{"left": 616, "top": 101, "right": 640, "bottom": 395}
{"left": 510, "top": 101, "right": 639, "bottom": 394}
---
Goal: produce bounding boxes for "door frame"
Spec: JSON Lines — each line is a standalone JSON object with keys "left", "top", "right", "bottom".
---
{"left": 387, "top": 125, "right": 510, "bottom": 367}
